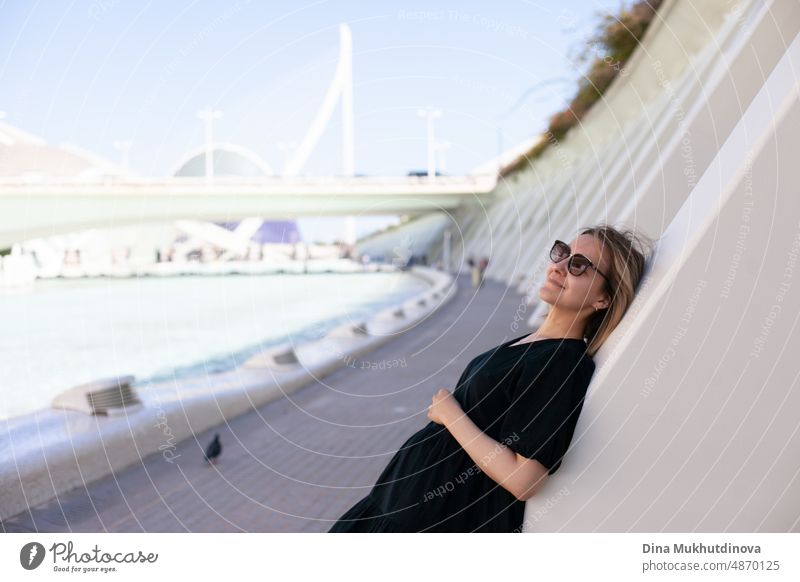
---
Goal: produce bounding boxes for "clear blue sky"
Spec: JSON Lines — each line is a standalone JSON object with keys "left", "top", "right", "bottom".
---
{"left": 1, "top": 0, "right": 624, "bottom": 241}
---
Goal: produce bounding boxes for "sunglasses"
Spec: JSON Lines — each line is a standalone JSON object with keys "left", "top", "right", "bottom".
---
{"left": 549, "top": 240, "right": 612, "bottom": 287}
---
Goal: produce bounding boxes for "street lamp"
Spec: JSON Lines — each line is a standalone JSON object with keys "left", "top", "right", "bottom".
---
{"left": 197, "top": 107, "right": 223, "bottom": 183}
{"left": 417, "top": 106, "right": 442, "bottom": 182}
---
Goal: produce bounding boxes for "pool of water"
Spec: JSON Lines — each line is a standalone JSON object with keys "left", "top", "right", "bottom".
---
{"left": 0, "top": 271, "right": 429, "bottom": 420}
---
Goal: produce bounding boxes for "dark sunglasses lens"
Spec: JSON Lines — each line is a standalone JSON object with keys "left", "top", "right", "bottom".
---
{"left": 568, "top": 256, "right": 590, "bottom": 275}
{"left": 551, "top": 241, "right": 569, "bottom": 261}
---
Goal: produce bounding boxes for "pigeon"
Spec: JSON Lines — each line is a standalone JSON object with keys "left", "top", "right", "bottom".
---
{"left": 204, "top": 433, "right": 222, "bottom": 465}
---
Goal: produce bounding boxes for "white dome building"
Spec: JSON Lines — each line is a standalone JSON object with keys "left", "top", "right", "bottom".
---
{"left": 171, "top": 143, "right": 274, "bottom": 178}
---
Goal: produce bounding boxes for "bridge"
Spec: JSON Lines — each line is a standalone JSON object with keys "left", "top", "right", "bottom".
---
{"left": 0, "top": 175, "right": 496, "bottom": 248}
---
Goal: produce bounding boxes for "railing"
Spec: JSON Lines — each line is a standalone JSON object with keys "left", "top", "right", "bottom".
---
{"left": 0, "top": 173, "right": 498, "bottom": 190}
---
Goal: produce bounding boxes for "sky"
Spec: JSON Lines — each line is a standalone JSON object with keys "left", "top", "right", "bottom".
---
{"left": 1, "top": 0, "right": 626, "bottom": 242}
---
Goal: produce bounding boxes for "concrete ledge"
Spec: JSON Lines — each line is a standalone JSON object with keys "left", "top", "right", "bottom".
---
{"left": 0, "top": 265, "right": 456, "bottom": 521}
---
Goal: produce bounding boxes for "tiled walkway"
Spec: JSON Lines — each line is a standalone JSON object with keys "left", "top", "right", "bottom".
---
{"left": 2, "top": 273, "right": 532, "bottom": 532}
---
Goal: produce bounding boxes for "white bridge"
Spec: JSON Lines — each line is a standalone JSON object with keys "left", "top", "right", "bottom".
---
{"left": 0, "top": 175, "right": 496, "bottom": 248}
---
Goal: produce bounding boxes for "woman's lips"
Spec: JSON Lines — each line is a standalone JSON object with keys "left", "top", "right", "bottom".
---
{"left": 547, "top": 277, "right": 565, "bottom": 289}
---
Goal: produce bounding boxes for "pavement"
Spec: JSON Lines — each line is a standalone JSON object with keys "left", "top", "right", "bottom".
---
{"left": 1, "top": 273, "right": 532, "bottom": 532}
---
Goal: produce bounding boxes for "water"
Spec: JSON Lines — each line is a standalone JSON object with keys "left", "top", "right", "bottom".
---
{"left": 0, "top": 271, "right": 429, "bottom": 420}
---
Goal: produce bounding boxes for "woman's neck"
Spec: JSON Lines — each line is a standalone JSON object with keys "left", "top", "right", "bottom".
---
{"left": 536, "top": 309, "right": 586, "bottom": 340}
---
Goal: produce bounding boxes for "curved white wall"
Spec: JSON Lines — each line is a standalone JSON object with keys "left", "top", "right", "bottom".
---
{"left": 391, "top": 0, "right": 800, "bottom": 531}
{"left": 526, "top": 29, "right": 800, "bottom": 531}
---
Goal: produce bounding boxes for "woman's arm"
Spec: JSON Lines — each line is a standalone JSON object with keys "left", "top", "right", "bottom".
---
{"left": 428, "top": 389, "right": 549, "bottom": 501}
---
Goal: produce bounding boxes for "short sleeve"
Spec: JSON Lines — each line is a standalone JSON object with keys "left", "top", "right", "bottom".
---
{"left": 500, "top": 346, "right": 595, "bottom": 475}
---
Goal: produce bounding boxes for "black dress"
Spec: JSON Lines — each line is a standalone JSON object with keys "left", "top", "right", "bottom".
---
{"left": 328, "top": 333, "right": 596, "bottom": 533}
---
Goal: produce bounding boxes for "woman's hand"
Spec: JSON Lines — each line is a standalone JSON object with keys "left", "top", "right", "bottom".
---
{"left": 427, "top": 389, "right": 463, "bottom": 426}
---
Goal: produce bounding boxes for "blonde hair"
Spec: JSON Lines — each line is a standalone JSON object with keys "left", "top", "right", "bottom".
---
{"left": 572, "top": 223, "right": 654, "bottom": 358}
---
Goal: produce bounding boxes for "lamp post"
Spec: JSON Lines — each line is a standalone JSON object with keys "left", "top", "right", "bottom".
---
{"left": 417, "top": 106, "right": 442, "bottom": 182}
{"left": 197, "top": 107, "right": 223, "bottom": 184}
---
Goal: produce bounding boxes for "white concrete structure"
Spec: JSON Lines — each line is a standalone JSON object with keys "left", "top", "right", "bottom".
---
{"left": 355, "top": 212, "right": 452, "bottom": 266}
{"left": 171, "top": 143, "right": 275, "bottom": 178}
{"left": 284, "top": 23, "right": 355, "bottom": 179}
{"left": 0, "top": 120, "right": 125, "bottom": 180}
{"left": 0, "top": 175, "right": 497, "bottom": 249}
{"left": 372, "top": 0, "right": 800, "bottom": 531}
{"left": 557, "top": 32, "right": 800, "bottom": 531}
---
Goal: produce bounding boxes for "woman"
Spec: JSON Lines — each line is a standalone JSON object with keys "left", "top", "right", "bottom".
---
{"left": 328, "top": 224, "right": 651, "bottom": 532}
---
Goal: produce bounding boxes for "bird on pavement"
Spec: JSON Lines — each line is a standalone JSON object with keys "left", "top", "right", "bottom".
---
{"left": 204, "top": 433, "right": 222, "bottom": 465}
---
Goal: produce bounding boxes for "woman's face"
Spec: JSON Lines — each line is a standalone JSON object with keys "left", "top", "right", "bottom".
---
{"left": 538, "top": 233, "right": 612, "bottom": 314}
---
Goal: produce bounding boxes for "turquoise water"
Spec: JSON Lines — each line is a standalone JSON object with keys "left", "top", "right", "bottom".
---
{"left": 0, "top": 271, "right": 429, "bottom": 420}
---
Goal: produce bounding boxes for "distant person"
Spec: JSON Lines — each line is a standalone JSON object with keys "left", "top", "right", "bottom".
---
{"left": 478, "top": 257, "right": 489, "bottom": 288}
{"left": 328, "top": 224, "right": 653, "bottom": 532}
{"left": 469, "top": 257, "right": 481, "bottom": 288}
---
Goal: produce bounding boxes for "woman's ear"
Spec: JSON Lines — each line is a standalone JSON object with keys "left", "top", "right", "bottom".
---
{"left": 595, "top": 292, "right": 610, "bottom": 311}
